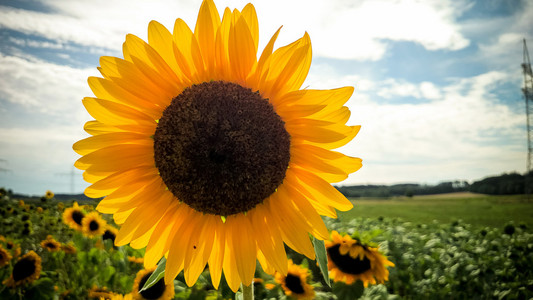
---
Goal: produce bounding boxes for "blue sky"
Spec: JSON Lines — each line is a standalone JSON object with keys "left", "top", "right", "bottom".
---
{"left": 0, "top": 0, "right": 531, "bottom": 195}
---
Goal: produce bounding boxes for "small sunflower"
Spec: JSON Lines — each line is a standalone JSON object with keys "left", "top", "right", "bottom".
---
{"left": 3, "top": 240, "right": 21, "bottom": 258}
{"left": 3, "top": 250, "right": 42, "bottom": 287}
{"left": 110, "top": 294, "right": 134, "bottom": 300}
{"left": 132, "top": 268, "right": 175, "bottom": 300}
{"left": 63, "top": 202, "right": 85, "bottom": 231}
{"left": 88, "top": 285, "right": 115, "bottom": 299}
{"left": 41, "top": 235, "right": 62, "bottom": 252}
{"left": 325, "top": 231, "right": 395, "bottom": 287}
{"left": 128, "top": 256, "right": 144, "bottom": 264}
{"left": 0, "top": 245, "right": 12, "bottom": 267}
{"left": 45, "top": 190, "right": 55, "bottom": 199}
{"left": 61, "top": 242, "right": 77, "bottom": 254}
{"left": 73, "top": 0, "right": 361, "bottom": 292}
{"left": 82, "top": 211, "right": 107, "bottom": 237}
{"left": 102, "top": 225, "right": 119, "bottom": 244}
{"left": 274, "top": 260, "right": 315, "bottom": 300}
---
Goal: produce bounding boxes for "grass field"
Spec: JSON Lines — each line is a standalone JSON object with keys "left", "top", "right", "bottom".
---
{"left": 340, "top": 192, "right": 533, "bottom": 229}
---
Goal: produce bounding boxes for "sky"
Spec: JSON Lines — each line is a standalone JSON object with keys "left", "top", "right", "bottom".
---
{"left": 0, "top": 0, "right": 532, "bottom": 195}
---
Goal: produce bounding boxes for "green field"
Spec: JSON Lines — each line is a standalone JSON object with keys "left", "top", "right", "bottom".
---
{"left": 340, "top": 192, "right": 533, "bottom": 229}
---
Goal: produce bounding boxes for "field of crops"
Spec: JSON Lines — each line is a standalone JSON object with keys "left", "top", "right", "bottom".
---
{"left": 0, "top": 190, "right": 532, "bottom": 299}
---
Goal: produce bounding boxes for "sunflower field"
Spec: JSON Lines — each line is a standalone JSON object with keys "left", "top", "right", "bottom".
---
{"left": 1, "top": 188, "right": 532, "bottom": 299}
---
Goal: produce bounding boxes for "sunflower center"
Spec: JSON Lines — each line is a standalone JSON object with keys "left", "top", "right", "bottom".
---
{"left": 103, "top": 230, "right": 116, "bottom": 242}
{"left": 89, "top": 220, "right": 99, "bottom": 231}
{"left": 139, "top": 272, "right": 166, "bottom": 299}
{"left": 154, "top": 81, "right": 291, "bottom": 216}
{"left": 13, "top": 258, "right": 36, "bottom": 282}
{"left": 327, "top": 244, "right": 372, "bottom": 275}
{"left": 72, "top": 211, "right": 84, "bottom": 225}
{"left": 45, "top": 242, "right": 56, "bottom": 249}
{"left": 285, "top": 274, "right": 305, "bottom": 294}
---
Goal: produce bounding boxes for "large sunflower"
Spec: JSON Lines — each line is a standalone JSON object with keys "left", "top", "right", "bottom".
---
{"left": 274, "top": 259, "right": 315, "bottom": 300}
{"left": 132, "top": 268, "right": 175, "bottom": 300}
{"left": 63, "top": 202, "right": 85, "bottom": 231}
{"left": 73, "top": 0, "right": 361, "bottom": 292}
{"left": 325, "top": 231, "right": 394, "bottom": 287}
{"left": 3, "top": 250, "right": 42, "bottom": 287}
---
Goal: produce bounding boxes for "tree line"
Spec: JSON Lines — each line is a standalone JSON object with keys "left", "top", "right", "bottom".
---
{"left": 337, "top": 172, "right": 532, "bottom": 197}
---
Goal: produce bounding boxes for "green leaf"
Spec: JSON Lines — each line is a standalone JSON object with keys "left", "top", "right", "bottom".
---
{"left": 332, "top": 281, "right": 365, "bottom": 299}
{"left": 140, "top": 257, "right": 166, "bottom": 292}
{"left": 312, "top": 237, "right": 330, "bottom": 287}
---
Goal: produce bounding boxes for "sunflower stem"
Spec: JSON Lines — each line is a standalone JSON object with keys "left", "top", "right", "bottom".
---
{"left": 241, "top": 281, "right": 254, "bottom": 300}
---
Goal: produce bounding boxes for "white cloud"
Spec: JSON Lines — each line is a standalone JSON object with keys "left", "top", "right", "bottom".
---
{"left": 306, "top": 65, "right": 525, "bottom": 184}
{"left": 0, "top": 54, "right": 94, "bottom": 120}
{"left": 0, "top": 0, "right": 470, "bottom": 61}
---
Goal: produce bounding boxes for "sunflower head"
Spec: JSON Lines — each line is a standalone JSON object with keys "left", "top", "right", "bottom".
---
{"left": 0, "top": 245, "right": 12, "bottom": 267}
{"left": 2, "top": 250, "right": 42, "bottom": 288}
{"left": 61, "top": 242, "right": 77, "bottom": 254}
{"left": 274, "top": 259, "right": 315, "bottom": 300}
{"left": 325, "top": 231, "right": 395, "bottom": 287}
{"left": 45, "top": 190, "right": 54, "bottom": 199}
{"left": 82, "top": 211, "right": 107, "bottom": 237}
{"left": 74, "top": 0, "right": 361, "bottom": 292}
{"left": 102, "top": 225, "right": 119, "bottom": 244}
{"left": 63, "top": 202, "right": 86, "bottom": 231}
{"left": 88, "top": 285, "right": 115, "bottom": 299}
{"left": 40, "top": 235, "right": 61, "bottom": 252}
{"left": 132, "top": 268, "right": 175, "bottom": 300}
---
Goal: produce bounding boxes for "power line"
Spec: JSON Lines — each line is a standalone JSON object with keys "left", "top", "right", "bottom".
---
{"left": 522, "top": 39, "right": 533, "bottom": 193}
{"left": 55, "top": 167, "right": 76, "bottom": 194}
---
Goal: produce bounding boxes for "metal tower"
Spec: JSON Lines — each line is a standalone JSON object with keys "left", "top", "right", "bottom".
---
{"left": 522, "top": 39, "right": 533, "bottom": 193}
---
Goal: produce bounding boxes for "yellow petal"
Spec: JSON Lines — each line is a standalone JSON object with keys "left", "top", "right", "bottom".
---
{"left": 173, "top": 18, "right": 205, "bottom": 82}
{"left": 228, "top": 11, "right": 256, "bottom": 83}
{"left": 83, "top": 120, "right": 121, "bottom": 136}
{"left": 229, "top": 215, "right": 256, "bottom": 286}
{"left": 82, "top": 97, "right": 155, "bottom": 127}
{"left": 291, "top": 167, "right": 353, "bottom": 211}
{"left": 147, "top": 20, "right": 182, "bottom": 81}
{"left": 84, "top": 166, "right": 156, "bottom": 198}
{"left": 208, "top": 220, "right": 226, "bottom": 289}
{"left": 73, "top": 132, "right": 152, "bottom": 155}
{"left": 87, "top": 77, "right": 162, "bottom": 119}
{"left": 194, "top": 0, "right": 221, "bottom": 72}
{"left": 241, "top": 4, "right": 259, "bottom": 52}
{"left": 74, "top": 144, "right": 154, "bottom": 172}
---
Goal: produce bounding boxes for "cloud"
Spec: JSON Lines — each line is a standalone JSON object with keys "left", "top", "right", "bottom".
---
{"left": 0, "top": 54, "right": 94, "bottom": 120}
{"left": 1, "top": 0, "right": 471, "bottom": 61}
{"left": 306, "top": 65, "right": 525, "bottom": 184}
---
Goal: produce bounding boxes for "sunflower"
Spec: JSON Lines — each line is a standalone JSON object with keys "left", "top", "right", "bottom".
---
{"left": 73, "top": 0, "right": 361, "bottom": 292}
{"left": 3, "top": 240, "right": 21, "bottom": 258}
{"left": 274, "top": 260, "right": 315, "bottom": 300}
{"left": 102, "top": 225, "right": 119, "bottom": 244}
{"left": 63, "top": 202, "right": 85, "bottom": 231}
{"left": 325, "top": 231, "right": 395, "bottom": 287}
{"left": 3, "top": 250, "right": 42, "bottom": 287}
{"left": 45, "top": 190, "right": 55, "bottom": 199}
{"left": 132, "top": 268, "right": 175, "bottom": 300}
{"left": 0, "top": 245, "right": 12, "bottom": 267}
{"left": 110, "top": 294, "right": 134, "bottom": 300}
{"left": 41, "top": 235, "right": 62, "bottom": 252}
{"left": 82, "top": 211, "right": 107, "bottom": 237}
{"left": 61, "top": 242, "right": 77, "bottom": 254}
{"left": 88, "top": 285, "right": 115, "bottom": 299}
{"left": 128, "top": 256, "right": 144, "bottom": 264}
